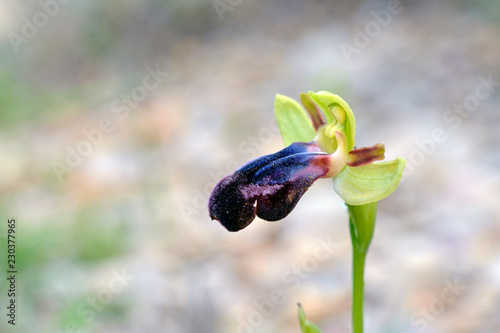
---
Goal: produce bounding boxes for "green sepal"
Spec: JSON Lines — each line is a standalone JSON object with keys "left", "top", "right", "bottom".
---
{"left": 332, "top": 157, "right": 406, "bottom": 205}
{"left": 307, "top": 91, "right": 356, "bottom": 151}
{"left": 298, "top": 304, "right": 323, "bottom": 333}
{"left": 274, "top": 94, "right": 316, "bottom": 146}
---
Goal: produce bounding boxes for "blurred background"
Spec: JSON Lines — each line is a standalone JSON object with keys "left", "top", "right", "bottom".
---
{"left": 0, "top": 0, "right": 499, "bottom": 332}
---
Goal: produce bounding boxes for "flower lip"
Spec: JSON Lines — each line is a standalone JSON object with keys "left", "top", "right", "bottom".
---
{"left": 208, "top": 171, "right": 255, "bottom": 231}
{"left": 209, "top": 142, "right": 331, "bottom": 232}
{"left": 237, "top": 141, "right": 321, "bottom": 173}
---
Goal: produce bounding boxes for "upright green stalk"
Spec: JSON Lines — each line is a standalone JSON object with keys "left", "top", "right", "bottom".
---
{"left": 350, "top": 225, "right": 366, "bottom": 333}
{"left": 347, "top": 202, "right": 377, "bottom": 333}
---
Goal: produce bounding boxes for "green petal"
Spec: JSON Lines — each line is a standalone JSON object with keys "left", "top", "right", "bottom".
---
{"left": 274, "top": 94, "right": 316, "bottom": 147}
{"left": 299, "top": 93, "right": 325, "bottom": 130}
{"left": 307, "top": 91, "right": 356, "bottom": 151}
{"left": 298, "top": 304, "right": 323, "bottom": 333}
{"left": 332, "top": 157, "right": 406, "bottom": 205}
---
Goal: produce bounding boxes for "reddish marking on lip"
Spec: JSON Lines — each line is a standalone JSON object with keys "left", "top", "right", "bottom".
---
{"left": 347, "top": 144, "right": 385, "bottom": 167}
{"left": 306, "top": 154, "right": 333, "bottom": 179}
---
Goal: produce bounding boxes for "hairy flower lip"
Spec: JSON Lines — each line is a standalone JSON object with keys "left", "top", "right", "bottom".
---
{"left": 209, "top": 142, "right": 342, "bottom": 232}
{"left": 237, "top": 141, "right": 321, "bottom": 173}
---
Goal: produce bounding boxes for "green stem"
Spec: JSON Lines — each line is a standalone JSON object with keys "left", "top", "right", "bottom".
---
{"left": 347, "top": 202, "right": 377, "bottom": 333}
{"left": 351, "top": 227, "right": 366, "bottom": 333}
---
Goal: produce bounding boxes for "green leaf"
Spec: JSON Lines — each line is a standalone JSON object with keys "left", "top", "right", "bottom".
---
{"left": 332, "top": 157, "right": 406, "bottom": 205}
{"left": 307, "top": 91, "right": 356, "bottom": 151}
{"left": 347, "top": 202, "right": 377, "bottom": 253}
{"left": 274, "top": 94, "right": 316, "bottom": 146}
{"left": 298, "top": 304, "right": 323, "bottom": 333}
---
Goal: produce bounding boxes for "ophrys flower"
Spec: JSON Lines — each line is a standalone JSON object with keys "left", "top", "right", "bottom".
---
{"left": 209, "top": 91, "right": 405, "bottom": 232}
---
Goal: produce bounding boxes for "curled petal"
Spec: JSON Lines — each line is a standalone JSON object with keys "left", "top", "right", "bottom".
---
{"left": 300, "top": 93, "right": 326, "bottom": 131}
{"left": 347, "top": 143, "right": 385, "bottom": 167}
{"left": 307, "top": 91, "right": 357, "bottom": 151}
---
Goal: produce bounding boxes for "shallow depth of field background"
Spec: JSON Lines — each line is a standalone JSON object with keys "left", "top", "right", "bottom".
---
{"left": 0, "top": 0, "right": 499, "bottom": 332}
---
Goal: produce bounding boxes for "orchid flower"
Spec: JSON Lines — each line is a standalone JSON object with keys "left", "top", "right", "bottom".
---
{"left": 209, "top": 91, "right": 405, "bottom": 232}
{"left": 209, "top": 91, "right": 406, "bottom": 333}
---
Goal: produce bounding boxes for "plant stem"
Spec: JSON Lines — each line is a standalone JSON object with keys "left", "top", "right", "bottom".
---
{"left": 347, "top": 202, "right": 377, "bottom": 333}
{"left": 351, "top": 231, "right": 366, "bottom": 333}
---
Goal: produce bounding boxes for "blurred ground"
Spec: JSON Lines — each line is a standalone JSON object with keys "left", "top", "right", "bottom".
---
{"left": 0, "top": 0, "right": 499, "bottom": 332}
